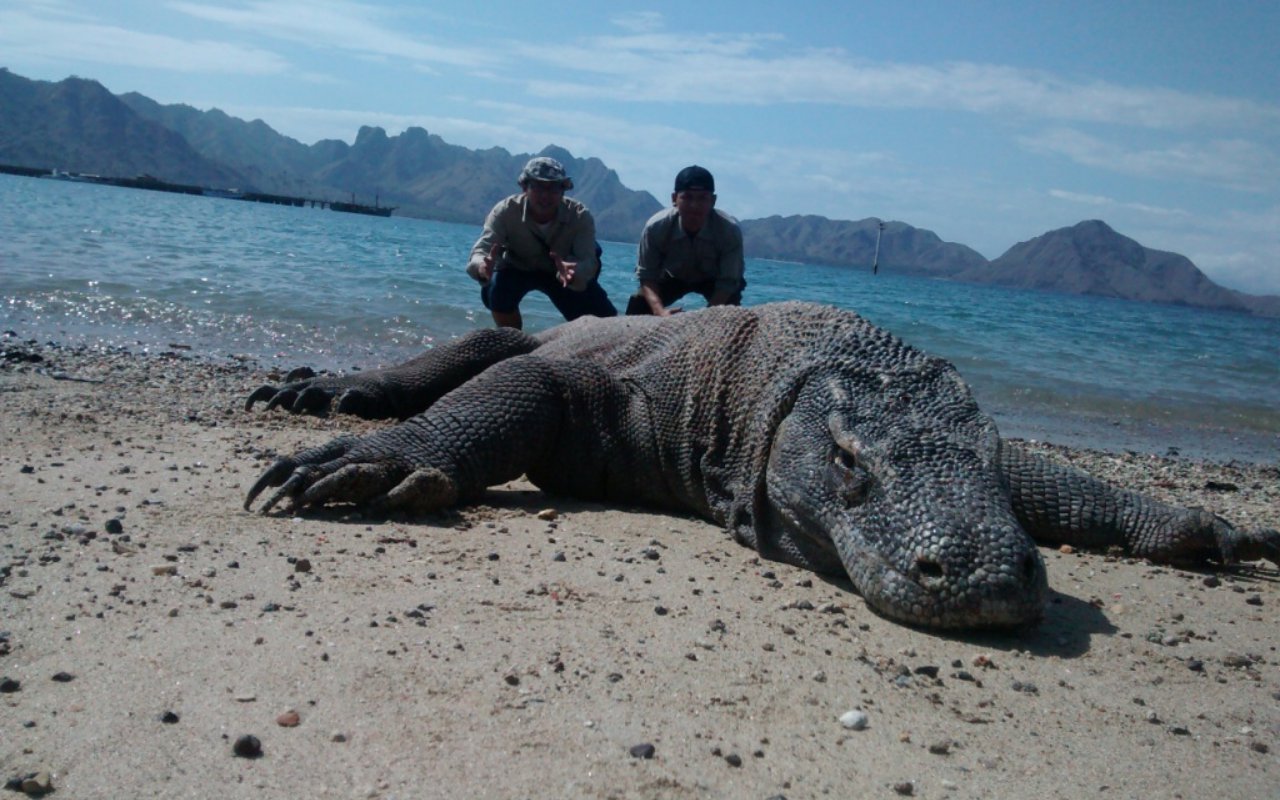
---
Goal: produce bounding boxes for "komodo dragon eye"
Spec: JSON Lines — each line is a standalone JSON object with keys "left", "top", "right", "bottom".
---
{"left": 832, "top": 446, "right": 874, "bottom": 508}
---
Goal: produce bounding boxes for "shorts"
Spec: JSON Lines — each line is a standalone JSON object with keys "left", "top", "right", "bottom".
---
{"left": 624, "top": 277, "right": 745, "bottom": 315}
{"left": 481, "top": 268, "right": 617, "bottom": 321}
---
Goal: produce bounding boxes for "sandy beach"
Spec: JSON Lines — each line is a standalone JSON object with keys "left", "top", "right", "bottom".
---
{"left": 2, "top": 337, "right": 1278, "bottom": 800}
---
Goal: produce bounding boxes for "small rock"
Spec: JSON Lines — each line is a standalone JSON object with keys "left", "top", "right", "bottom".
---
{"left": 839, "top": 709, "right": 869, "bottom": 730}
{"left": 893, "top": 781, "right": 915, "bottom": 796}
{"left": 233, "top": 734, "right": 263, "bottom": 758}
{"left": 159, "top": 711, "right": 180, "bottom": 724}
{"left": 928, "top": 740, "right": 953, "bottom": 755}
{"left": 503, "top": 673, "right": 520, "bottom": 686}
{"left": 276, "top": 710, "right": 301, "bottom": 727}
{"left": 151, "top": 564, "right": 178, "bottom": 576}
{"left": 536, "top": 508, "right": 558, "bottom": 521}
{"left": 294, "top": 558, "right": 312, "bottom": 573}
{"left": 50, "top": 672, "right": 75, "bottom": 683}
{"left": 1245, "top": 594, "right": 1263, "bottom": 607}
{"left": 1202, "top": 575, "right": 1221, "bottom": 588}
{"left": 0, "top": 677, "right": 20, "bottom": 693}
{"left": 629, "top": 742, "right": 656, "bottom": 759}
{"left": 20, "top": 771, "right": 54, "bottom": 796}
{"left": 104, "top": 518, "right": 124, "bottom": 534}
{"left": 331, "top": 732, "right": 348, "bottom": 743}
{"left": 724, "top": 753, "right": 743, "bottom": 767}
{"left": 1249, "top": 741, "right": 1269, "bottom": 754}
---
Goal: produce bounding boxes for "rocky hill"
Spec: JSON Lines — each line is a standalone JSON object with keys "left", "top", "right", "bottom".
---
{"left": 0, "top": 69, "right": 662, "bottom": 241}
{"left": 741, "top": 215, "right": 987, "bottom": 277}
{"left": 960, "top": 221, "right": 1280, "bottom": 316}
{"left": 0, "top": 69, "right": 245, "bottom": 188}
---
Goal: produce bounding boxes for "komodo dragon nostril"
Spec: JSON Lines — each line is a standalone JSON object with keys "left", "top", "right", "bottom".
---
{"left": 1021, "top": 552, "right": 1040, "bottom": 582}
{"left": 915, "top": 556, "right": 945, "bottom": 586}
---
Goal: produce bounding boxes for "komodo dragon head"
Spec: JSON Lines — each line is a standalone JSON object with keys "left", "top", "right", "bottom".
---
{"left": 761, "top": 357, "right": 1048, "bottom": 630}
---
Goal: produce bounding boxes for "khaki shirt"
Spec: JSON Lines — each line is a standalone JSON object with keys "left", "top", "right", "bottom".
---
{"left": 636, "top": 206, "right": 745, "bottom": 296}
{"left": 466, "top": 194, "right": 599, "bottom": 291}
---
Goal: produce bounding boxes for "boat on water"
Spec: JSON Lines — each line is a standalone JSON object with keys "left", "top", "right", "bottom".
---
{"left": 330, "top": 193, "right": 395, "bottom": 217}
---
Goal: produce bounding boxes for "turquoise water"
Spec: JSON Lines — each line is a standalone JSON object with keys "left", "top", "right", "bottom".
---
{"left": 2, "top": 173, "right": 1278, "bottom": 462}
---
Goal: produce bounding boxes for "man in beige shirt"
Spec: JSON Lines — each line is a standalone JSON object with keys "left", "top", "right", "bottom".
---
{"left": 467, "top": 157, "right": 616, "bottom": 329}
{"left": 627, "top": 165, "right": 745, "bottom": 316}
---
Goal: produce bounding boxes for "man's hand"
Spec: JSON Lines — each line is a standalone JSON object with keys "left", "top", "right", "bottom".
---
{"left": 551, "top": 251, "right": 577, "bottom": 287}
{"left": 639, "top": 281, "right": 677, "bottom": 316}
{"left": 478, "top": 243, "right": 502, "bottom": 282}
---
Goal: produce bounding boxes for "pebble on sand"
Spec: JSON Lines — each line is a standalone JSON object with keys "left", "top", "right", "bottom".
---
{"left": 629, "top": 743, "right": 656, "bottom": 759}
{"left": 839, "top": 710, "right": 869, "bottom": 730}
{"left": 233, "top": 734, "right": 263, "bottom": 758}
{"left": 21, "top": 772, "right": 54, "bottom": 796}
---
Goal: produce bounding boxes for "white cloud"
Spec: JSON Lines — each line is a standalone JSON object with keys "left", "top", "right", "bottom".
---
{"left": 10, "top": 3, "right": 1278, "bottom": 136}
{"left": 0, "top": 8, "right": 289, "bottom": 74}
{"left": 168, "top": 0, "right": 498, "bottom": 69}
{"left": 1048, "top": 189, "right": 1189, "bottom": 218}
{"left": 1023, "top": 128, "right": 1280, "bottom": 192}
{"left": 610, "top": 11, "right": 665, "bottom": 34}
{"left": 513, "top": 34, "right": 1280, "bottom": 131}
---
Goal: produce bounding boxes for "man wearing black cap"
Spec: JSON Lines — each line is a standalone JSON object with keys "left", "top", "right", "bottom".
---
{"left": 626, "top": 165, "right": 745, "bottom": 316}
{"left": 466, "top": 156, "right": 616, "bottom": 329}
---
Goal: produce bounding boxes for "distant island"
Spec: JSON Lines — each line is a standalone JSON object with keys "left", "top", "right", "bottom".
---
{"left": 1, "top": 67, "right": 1276, "bottom": 318}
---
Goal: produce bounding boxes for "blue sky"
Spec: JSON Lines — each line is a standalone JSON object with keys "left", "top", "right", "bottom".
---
{"left": 3, "top": 1, "right": 1278, "bottom": 294}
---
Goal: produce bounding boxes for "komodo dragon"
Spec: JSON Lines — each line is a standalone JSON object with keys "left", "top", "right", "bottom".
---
{"left": 244, "top": 302, "right": 1279, "bottom": 630}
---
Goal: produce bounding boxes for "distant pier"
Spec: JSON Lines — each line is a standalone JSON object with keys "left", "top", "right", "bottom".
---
{"left": 1, "top": 163, "right": 396, "bottom": 217}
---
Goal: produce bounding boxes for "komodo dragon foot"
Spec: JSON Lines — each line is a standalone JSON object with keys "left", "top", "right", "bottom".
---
{"left": 245, "top": 434, "right": 459, "bottom": 515}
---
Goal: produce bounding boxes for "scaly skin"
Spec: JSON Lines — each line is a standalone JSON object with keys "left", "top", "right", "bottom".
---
{"left": 244, "top": 302, "right": 1278, "bottom": 630}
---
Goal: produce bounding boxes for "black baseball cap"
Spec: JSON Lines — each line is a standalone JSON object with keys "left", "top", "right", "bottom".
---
{"left": 674, "top": 165, "right": 714, "bottom": 193}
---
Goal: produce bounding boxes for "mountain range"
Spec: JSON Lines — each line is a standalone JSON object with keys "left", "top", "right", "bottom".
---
{"left": 2, "top": 68, "right": 1276, "bottom": 317}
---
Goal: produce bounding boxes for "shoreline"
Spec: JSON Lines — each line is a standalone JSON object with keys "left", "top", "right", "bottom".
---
{"left": 2, "top": 337, "right": 1278, "bottom": 798}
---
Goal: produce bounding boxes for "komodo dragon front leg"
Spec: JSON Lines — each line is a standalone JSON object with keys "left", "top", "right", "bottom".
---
{"left": 1000, "top": 443, "right": 1280, "bottom": 567}
{"left": 245, "top": 355, "right": 641, "bottom": 515}
{"left": 244, "top": 327, "right": 542, "bottom": 420}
